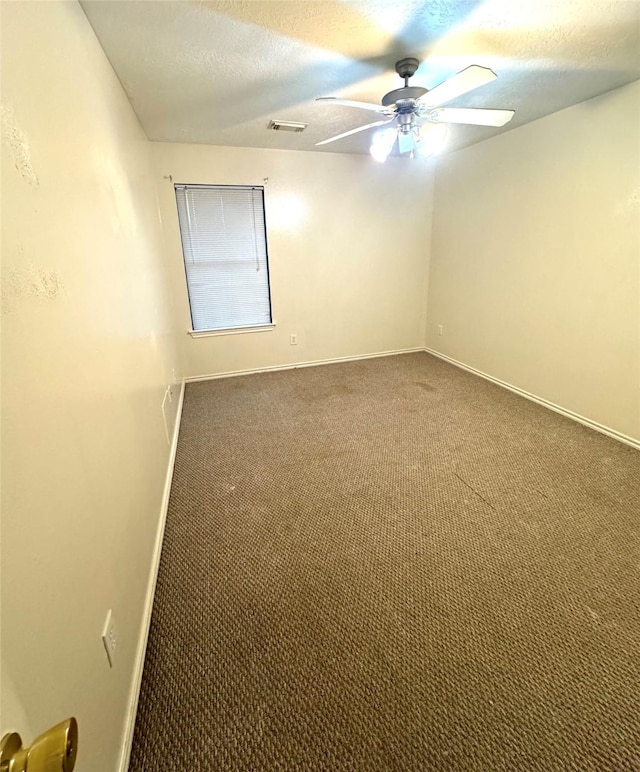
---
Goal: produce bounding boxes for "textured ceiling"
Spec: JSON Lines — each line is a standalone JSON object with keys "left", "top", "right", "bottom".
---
{"left": 80, "top": 0, "right": 640, "bottom": 156}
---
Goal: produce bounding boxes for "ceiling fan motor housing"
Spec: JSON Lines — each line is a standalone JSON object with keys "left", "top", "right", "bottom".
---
{"left": 382, "top": 87, "right": 427, "bottom": 107}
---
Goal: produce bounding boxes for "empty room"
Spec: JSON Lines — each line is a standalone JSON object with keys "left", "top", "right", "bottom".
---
{"left": 1, "top": 1, "right": 639, "bottom": 770}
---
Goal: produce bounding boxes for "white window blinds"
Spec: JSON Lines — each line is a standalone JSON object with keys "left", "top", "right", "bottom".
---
{"left": 175, "top": 184, "right": 272, "bottom": 332}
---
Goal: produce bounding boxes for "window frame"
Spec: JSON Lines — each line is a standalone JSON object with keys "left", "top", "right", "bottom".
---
{"left": 174, "top": 183, "right": 274, "bottom": 336}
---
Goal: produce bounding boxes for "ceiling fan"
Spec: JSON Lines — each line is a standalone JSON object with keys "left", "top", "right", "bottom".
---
{"left": 316, "top": 58, "right": 515, "bottom": 162}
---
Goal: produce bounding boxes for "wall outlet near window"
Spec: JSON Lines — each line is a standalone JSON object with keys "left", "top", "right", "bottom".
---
{"left": 102, "top": 609, "right": 117, "bottom": 668}
{"left": 437, "top": 324, "right": 444, "bottom": 336}
{"left": 290, "top": 333, "right": 298, "bottom": 346}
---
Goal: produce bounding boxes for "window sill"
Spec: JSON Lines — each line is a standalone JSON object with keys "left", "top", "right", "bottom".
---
{"left": 188, "top": 323, "right": 276, "bottom": 339}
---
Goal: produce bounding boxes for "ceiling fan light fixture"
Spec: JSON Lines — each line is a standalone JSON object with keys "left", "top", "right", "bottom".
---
{"left": 397, "top": 129, "right": 416, "bottom": 155}
{"left": 417, "top": 123, "right": 448, "bottom": 158}
{"left": 370, "top": 127, "right": 396, "bottom": 163}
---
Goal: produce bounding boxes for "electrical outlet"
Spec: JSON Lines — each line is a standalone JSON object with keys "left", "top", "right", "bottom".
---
{"left": 171, "top": 367, "right": 177, "bottom": 384}
{"left": 437, "top": 324, "right": 443, "bottom": 336}
{"left": 102, "top": 610, "right": 117, "bottom": 668}
{"left": 290, "top": 333, "right": 298, "bottom": 346}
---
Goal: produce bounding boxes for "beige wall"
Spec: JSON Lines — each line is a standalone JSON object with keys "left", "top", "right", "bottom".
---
{"left": 426, "top": 80, "right": 640, "bottom": 441}
{"left": 1, "top": 2, "right": 179, "bottom": 769}
{"left": 152, "top": 142, "right": 434, "bottom": 378}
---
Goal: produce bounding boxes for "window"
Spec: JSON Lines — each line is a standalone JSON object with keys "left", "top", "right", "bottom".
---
{"left": 175, "top": 184, "right": 272, "bottom": 333}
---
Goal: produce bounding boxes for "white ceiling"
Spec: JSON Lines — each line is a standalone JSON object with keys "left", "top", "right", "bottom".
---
{"left": 81, "top": 0, "right": 640, "bottom": 156}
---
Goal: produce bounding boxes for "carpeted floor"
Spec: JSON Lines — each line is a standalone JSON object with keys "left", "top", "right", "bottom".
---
{"left": 130, "top": 352, "right": 640, "bottom": 771}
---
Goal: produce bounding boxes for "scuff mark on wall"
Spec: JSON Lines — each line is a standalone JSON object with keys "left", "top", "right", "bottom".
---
{"left": 614, "top": 187, "right": 640, "bottom": 218}
{"left": 1, "top": 103, "right": 40, "bottom": 186}
{"left": 2, "top": 246, "right": 65, "bottom": 315}
{"left": 92, "top": 149, "right": 138, "bottom": 237}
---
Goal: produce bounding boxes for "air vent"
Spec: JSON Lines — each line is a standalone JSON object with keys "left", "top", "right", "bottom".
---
{"left": 269, "top": 120, "right": 308, "bottom": 133}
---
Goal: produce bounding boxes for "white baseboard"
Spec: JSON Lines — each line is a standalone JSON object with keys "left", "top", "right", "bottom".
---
{"left": 184, "top": 347, "right": 425, "bottom": 383}
{"left": 424, "top": 347, "right": 640, "bottom": 451}
{"left": 118, "top": 380, "right": 186, "bottom": 772}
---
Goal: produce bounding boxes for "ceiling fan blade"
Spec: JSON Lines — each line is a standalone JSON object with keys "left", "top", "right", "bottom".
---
{"left": 431, "top": 107, "right": 515, "bottom": 127}
{"left": 316, "top": 97, "right": 389, "bottom": 114}
{"left": 420, "top": 65, "right": 497, "bottom": 107}
{"left": 315, "top": 119, "right": 394, "bottom": 146}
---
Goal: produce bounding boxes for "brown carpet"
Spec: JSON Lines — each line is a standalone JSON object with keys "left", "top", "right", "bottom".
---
{"left": 130, "top": 352, "right": 640, "bottom": 771}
